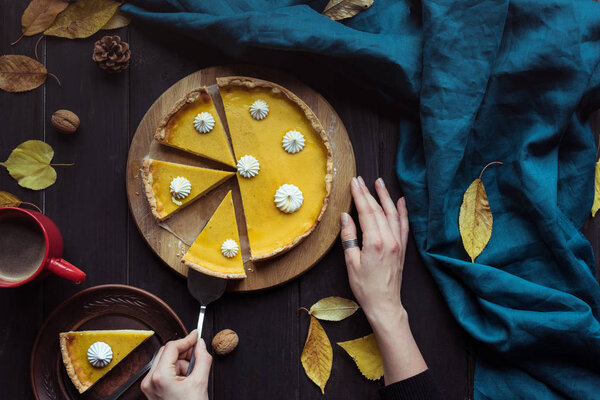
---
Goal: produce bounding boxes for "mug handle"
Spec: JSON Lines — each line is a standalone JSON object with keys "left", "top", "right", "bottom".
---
{"left": 47, "top": 258, "right": 86, "bottom": 284}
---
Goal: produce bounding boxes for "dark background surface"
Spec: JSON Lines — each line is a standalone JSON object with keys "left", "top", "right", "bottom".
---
{"left": 2, "top": 2, "right": 599, "bottom": 399}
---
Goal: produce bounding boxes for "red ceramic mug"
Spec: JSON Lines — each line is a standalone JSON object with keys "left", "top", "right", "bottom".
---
{"left": 0, "top": 207, "right": 86, "bottom": 287}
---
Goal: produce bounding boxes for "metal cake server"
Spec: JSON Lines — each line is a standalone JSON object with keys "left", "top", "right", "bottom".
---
{"left": 185, "top": 267, "right": 227, "bottom": 375}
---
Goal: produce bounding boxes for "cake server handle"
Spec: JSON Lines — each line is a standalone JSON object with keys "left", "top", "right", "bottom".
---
{"left": 186, "top": 305, "right": 206, "bottom": 376}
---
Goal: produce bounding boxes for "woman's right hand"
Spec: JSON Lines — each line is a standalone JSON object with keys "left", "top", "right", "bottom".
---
{"left": 341, "top": 176, "right": 409, "bottom": 327}
{"left": 341, "top": 177, "right": 428, "bottom": 384}
{"left": 141, "top": 330, "right": 212, "bottom": 400}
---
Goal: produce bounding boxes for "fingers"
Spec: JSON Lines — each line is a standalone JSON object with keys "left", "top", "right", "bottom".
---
{"left": 341, "top": 212, "right": 360, "bottom": 268}
{"left": 358, "top": 177, "right": 394, "bottom": 240}
{"left": 189, "top": 338, "right": 213, "bottom": 385}
{"left": 350, "top": 177, "right": 380, "bottom": 243}
{"left": 397, "top": 197, "right": 409, "bottom": 248}
{"left": 156, "top": 330, "right": 198, "bottom": 377}
{"left": 175, "top": 359, "right": 190, "bottom": 376}
{"left": 375, "top": 178, "right": 402, "bottom": 244}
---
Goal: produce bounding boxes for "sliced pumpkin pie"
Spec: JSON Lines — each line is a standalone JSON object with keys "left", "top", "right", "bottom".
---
{"left": 183, "top": 190, "right": 245, "bottom": 278}
{"left": 217, "top": 76, "right": 333, "bottom": 260}
{"left": 155, "top": 87, "right": 236, "bottom": 167}
{"left": 59, "top": 329, "right": 154, "bottom": 393}
{"left": 142, "top": 158, "right": 234, "bottom": 221}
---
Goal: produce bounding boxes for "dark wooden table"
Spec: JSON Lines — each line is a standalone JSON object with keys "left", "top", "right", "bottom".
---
{"left": 3, "top": 3, "right": 598, "bottom": 399}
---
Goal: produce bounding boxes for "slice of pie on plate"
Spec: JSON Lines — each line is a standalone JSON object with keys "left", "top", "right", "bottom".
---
{"left": 183, "top": 190, "right": 245, "bottom": 278}
{"left": 59, "top": 329, "right": 154, "bottom": 393}
{"left": 155, "top": 87, "right": 236, "bottom": 168}
{"left": 217, "top": 76, "right": 333, "bottom": 261}
{"left": 141, "top": 158, "right": 234, "bottom": 221}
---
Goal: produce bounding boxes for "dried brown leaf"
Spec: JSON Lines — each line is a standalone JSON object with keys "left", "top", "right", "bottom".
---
{"left": 0, "top": 191, "right": 23, "bottom": 208}
{"left": 301, "top": 316, "right": 333, "bottom": 394}
{"left": 0, "top": 55, "right": 47, "bottom": 93}
{"left": 21, "top": 0, "right": 69, "bottom": 36}
{"left": 44, "top": 0, "right": 120, "bottom": 39}
{"left": 101, "top": 10, "right": 131, "bottom": 30}
{"left": 323, "top": 0, "right": 374, "bottom": 21}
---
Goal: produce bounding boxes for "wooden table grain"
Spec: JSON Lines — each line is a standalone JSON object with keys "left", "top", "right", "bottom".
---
{"left": 12, "top": 2, "right": 600, "bottom": 398}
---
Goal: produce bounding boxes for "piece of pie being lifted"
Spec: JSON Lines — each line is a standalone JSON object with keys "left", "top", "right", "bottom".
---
{"left": 155, "top": 87, "right": 236, "bottom": 168}
{"left": 183, "top": 190, "right": 245, "bottom": 278}
{"left": 60, "top": 330, "right": 154, "bottom": 393}
{"left": 141, "top": 159, "right": 234, "bottom": 221}
{"left": 217, "top": 76, "right": 333, "bottom": 260}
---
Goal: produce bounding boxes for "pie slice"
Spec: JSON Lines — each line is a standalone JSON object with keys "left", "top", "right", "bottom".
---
{"left": 183, "top": 190, "right": 246, "bottom": 278}
{"left": 217, "top": 76, "right": 333, "bottom": 260}
{"left": 59, "top": 329, "right": 154, "bottom": 394}
{"left": 142, "top": 158, "right": 234, "bottom": 221}
{"left": 155, "top": 87, "right": 236, "bottom": 167}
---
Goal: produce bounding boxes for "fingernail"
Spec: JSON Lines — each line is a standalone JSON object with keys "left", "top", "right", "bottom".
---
{"left": 351, "top": 177, "right": 359, "bottom": 188}
{"left": 357, "top": 176, "right": 366, "bottom": 186}
{"left": 341, "top": 212, "right": 348, "bottom": 226}
{"left": 377, "top": 178, "right": 385, "bottom": 188}
{"left": 197, "top": 338, "right": 206, "bottom": 349}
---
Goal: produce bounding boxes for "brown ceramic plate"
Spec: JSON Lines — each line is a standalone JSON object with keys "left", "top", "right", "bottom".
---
{"left": 30, "top": 284, "right": 187, "bottom": 400}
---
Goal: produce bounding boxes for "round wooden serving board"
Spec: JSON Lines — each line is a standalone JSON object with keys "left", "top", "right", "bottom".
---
{"left": 126, "top": 65, "right": 355, "bottom": 292}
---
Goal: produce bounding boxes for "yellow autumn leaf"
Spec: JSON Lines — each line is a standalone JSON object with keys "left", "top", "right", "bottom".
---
{"left": 592, "top": 161, "right": 600, "bottom": 217}
{"left": 0, "top": 191, "right": 22, "bottom": 207}
{"left": 101, "top": 10, "right": 131, "bottom": 30}
{"left": 44, "top": 0, "right": 120, "bottom": 39}
{"left": 301, "top": 316, "right": 333, "bottom": 394}
{"left": 458, "top": 162, "right": 502, "bottom": 262}
{"left": 309, "top": 296, "right": 360, "bottom": 321}
{"left": 323, "top": 0, "right": 374, "bottom": 21}
{"left": 0, "top": 140, "right": 57, "bottom": 190}
{"left": 338, "top": 333, "right": 383, "bottom": 380}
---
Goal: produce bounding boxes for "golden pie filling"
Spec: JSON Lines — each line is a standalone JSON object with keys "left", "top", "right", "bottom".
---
{"left": 60, "top": 330, "right": 154, "bottom": 393}
{"left": 183, "top": 191, "right": 245, "bottom": 278}
{"left": 155, "top": 87, "right": 236, "bottom": 168}
{"left": 142, "top": 159, "right": 234, "bottom": 221}
{"left": 218, "top": 77, "right": 332, "bottom": 260}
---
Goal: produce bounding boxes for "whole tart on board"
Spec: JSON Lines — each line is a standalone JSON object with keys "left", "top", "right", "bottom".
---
{"left": 217, "top": 76, "right": 333, "bottom": 261}
{"left": 59, "top": 329, "right": 154, "bottom": 394}
{"left": 183, "top": 190, "right": 245, "bottom": 278}
{"left": 141, "top": 158, "right": 234, "bottom": 221}
{"left": 155, "top": 87, "right": 236, "bottom": 168}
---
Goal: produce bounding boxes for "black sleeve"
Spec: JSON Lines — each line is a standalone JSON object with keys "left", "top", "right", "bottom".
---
{"left": 378, "top": 370, "right": 442, "bottom": 400}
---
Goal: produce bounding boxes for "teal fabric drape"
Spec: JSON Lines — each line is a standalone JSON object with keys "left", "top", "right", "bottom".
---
{"left": 122, "top": 0, "right": 600, "bottom": 398}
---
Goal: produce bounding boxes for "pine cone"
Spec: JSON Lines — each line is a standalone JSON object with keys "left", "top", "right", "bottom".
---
{"left": 92, "top": 35, "right": 130, "bottom": 73}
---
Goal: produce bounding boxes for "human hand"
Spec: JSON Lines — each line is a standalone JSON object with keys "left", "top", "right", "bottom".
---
{"left": 341, "top": 177, "right": 409, "bottom": 328}
{"left": 141, "top": 330, "right": 212, "bottom": 400}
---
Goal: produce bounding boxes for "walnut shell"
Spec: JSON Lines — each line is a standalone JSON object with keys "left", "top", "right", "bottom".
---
{"left": 212, "top": 329, "right": 239, "bottom": 356}
{"left": 51, "top": 109, "right": 80, "bottom": 134}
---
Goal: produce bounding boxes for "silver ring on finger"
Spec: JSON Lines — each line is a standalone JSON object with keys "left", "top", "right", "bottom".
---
{"left": 342, "top": 238, "right": 359, "bottom": 250}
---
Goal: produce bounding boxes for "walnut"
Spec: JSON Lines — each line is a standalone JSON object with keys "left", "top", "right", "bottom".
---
{"left": 51, "top": 109, "right": 80, "bottom": 134}
{"left": 212, "top": 329, "right": 239, "bottom": 356}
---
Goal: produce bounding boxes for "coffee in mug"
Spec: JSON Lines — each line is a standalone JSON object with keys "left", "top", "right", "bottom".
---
{"left": 0, "top": 207, "right": 85, "bottom": 287}
{"left": 0, "top": 214, "right": 46, "bottom": 282}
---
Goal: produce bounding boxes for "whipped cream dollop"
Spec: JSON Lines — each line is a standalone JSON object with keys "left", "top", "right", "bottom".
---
{"left": 193, "top": 112, "right": 215, "bottom": 133}
{"left": 87, "top": 342, "right": 113, "bottom": 368}
{"left": 274, "top": 184, "right": 303, "bottom": 214}
{"left": 170, "top": 176, "right": 192, "bottom": 206}
{"left": 237, "top": 155, "right": 260, "bottom": 178}
{"left": 249, "top": 100, "right": 269, "bottom": 120}
{"left": 221, "top": 239, "right": 239, "bottom": 258}
{"left": 282, "top": 130, "right": 305, "bottom": 154}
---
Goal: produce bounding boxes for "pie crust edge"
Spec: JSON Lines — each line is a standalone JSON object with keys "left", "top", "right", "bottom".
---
{"left": 182, "top": 259, "right": 247, "bottom": 279}
{"left": 59, "top": 333, "right": 88, "bottom": 394}
{"left": 217, "top": 76, "right": 334, "bottom": 261}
